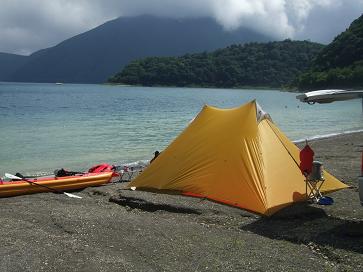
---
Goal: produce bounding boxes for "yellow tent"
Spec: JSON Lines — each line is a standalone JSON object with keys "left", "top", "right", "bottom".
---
{"left": 128, "top": 100, "right": 348, "bottom": 215}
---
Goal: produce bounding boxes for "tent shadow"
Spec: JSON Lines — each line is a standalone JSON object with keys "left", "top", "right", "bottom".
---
{"left": 241, "top": 203, "right": 363, "bottom": 255}
{"left": 109, "top": 195, "right": 201, "bottom": 215}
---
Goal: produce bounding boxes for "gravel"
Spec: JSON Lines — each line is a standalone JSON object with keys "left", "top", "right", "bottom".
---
{"left": 1, "top": 132, "right": 362, "bottom": 272}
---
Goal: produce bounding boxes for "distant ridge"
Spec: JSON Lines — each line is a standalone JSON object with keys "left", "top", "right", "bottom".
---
{"left": 4, "top": 15, "right": 272, "bottom": 84}
{"left": 0, "top": 53, "right": 28, "bottom": 81}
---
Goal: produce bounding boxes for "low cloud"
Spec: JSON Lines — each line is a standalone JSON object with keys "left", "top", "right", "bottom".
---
{"left": 0, "top": 0, "right": 362, "bottom": 55}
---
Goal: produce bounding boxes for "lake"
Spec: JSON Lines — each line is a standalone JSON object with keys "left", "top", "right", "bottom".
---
{"left": 0, "top": 82, "right": 362, "bottom": 176}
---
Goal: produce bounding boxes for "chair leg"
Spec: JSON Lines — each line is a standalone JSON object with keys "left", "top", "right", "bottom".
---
{"left": 306, "top": 180, "right": 323, "bottom": 203}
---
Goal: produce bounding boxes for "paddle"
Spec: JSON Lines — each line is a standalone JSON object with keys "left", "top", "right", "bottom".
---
{"left": 5, "top": 173, "right": 82, "bottom": 199}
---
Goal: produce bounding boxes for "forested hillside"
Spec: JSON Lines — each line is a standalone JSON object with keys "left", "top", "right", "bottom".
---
{"left": 109, "top": 40, "right": 324, "bottom": 88}
{"left": 295, "top": 14, "right": 363, "bottom": 90}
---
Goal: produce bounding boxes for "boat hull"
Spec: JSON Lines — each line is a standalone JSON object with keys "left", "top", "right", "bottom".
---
{"left": 0, "top": 172, "right": 113, "bottom": 197}
{"left": 296, "top": 89, "right": 363, "bottom": 104}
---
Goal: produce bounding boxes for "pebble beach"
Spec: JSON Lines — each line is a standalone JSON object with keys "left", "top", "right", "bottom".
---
{"left": 0, "top": 132, "right": 362, "bottom": 272}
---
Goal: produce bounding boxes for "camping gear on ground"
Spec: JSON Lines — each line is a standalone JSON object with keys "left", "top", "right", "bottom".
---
{"left": 309, "top": 161, "right": 324, "bottom": 181}
{"left": 299, "top": 142, "right": 314, "bottom": 177}
{"left": 304, "top": 161, "right": 325, "bottom": 203}
{"left": 128, "top": 100, "right": 348, "bottom": 216}
{"left": 0, "top": 172, "right": 113, "bottom": 198}
{"left": 300, "top": 143, "right": 326, "bottom": 203}
{"left": 111, "top": 163, "right": 147, "bottom": 182}
{"left": 317, "top": 196, "right": 334, "bottom": 205}
{"left": 54, "top": 168, "right": 84, "bottom": 177}
{"left": 88, "top": 163, "right": 121, "bottom": 182}
{"left": 88, "top": 163, "right": 115, "bottom": 173}
{"left": 118, "top": 170, "right": 139, "bottom": 182}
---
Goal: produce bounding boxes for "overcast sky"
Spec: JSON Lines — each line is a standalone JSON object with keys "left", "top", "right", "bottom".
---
{"left": 1, "top": 0, "right": 362, "bottom": 55}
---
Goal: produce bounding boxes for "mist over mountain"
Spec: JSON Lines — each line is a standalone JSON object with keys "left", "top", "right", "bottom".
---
{"left": 3, "top": 15, "right": 272, "bottom": 83}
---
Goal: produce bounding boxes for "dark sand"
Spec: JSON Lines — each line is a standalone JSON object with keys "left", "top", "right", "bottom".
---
{"left": 1, "top": 132, "right": 362, "bottom": 272}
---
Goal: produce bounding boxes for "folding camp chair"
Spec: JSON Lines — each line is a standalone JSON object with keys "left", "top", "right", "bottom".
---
{"left": 299, "top": 142, "right": 325, "bottom": 202}
{"left": 305, "top": 161, "right": 325, "bottom": 202}
{"left": 116, "top": 166, "right": 144, "bottom": 182}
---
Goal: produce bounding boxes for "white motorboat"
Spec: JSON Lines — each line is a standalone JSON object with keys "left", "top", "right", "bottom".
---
{"left": 296, "top": 89, "right": 363, "bottom": 104}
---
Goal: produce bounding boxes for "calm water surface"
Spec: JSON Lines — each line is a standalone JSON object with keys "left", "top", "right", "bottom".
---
{"left": 0, "top": 82, "right": 362, "bottom": 175}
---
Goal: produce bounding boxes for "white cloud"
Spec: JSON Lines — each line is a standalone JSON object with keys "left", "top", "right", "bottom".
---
{"left": 0, "top": 0, "right": 362, "bottom": 55}
{"left": 210, "top": 0, "right": 294, "bottom": 38}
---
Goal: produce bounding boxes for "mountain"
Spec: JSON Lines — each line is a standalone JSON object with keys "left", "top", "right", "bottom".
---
{"left": 109, "top": 40, "right": 324, "bottom": 88}
{"left": 295, "top": 14, "right": 363, "bottom": 90}
{"left": 0, "top": 53, "right": 28, "bottom": 81}
{"left": 7, "top": 15, "right": 272, "bottom": 84}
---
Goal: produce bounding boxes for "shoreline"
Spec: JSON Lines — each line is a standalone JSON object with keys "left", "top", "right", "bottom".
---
{"left": 293, "top": 128, "right": 363, "bottom": 143}
{"left": 4, "top": 129, "right": 363, "bottom": 178}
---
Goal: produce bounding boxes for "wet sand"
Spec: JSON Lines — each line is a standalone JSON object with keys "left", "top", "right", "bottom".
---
{"left": 0, "top": 132, "right": 362, "bottom": 272}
